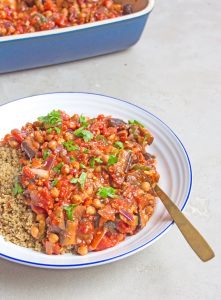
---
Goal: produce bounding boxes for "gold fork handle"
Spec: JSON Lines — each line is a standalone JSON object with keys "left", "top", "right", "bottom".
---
{"left": 154, "top": 185, "right": 215, "bottom": 262}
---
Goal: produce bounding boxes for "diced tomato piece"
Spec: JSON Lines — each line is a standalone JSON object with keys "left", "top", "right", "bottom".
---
{"left": 30, "top": 188, "right": 54, "bottom": 213}
{"left": 31, "top": 204, "right": 46, "bottom": 215}
{"left": 116, "top": 220, "right": 134, "bottom": 234}
{"left": 23, "top": 166, "right": 35, "bottom": 179}
{"left": 90, "top": 227, "right": 107, "bottom": 250}
{"left": 98, "top": 204, "right": 115, "bottom": 221}
{"left": 78, "top": 220, "right": 94, "bottom": 235}
{"left": 11, "top": 129, "right": 24, "bottom": 143}
{"left": 95, "top": 231, "right": 125, "bottom": 251}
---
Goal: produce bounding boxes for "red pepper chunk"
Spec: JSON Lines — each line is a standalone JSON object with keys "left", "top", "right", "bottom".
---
{"left": 11, "top": 129, "right": 24, "bottom": 143}
{"left": 30, "top": 189, "right": 54, "bottom": 213}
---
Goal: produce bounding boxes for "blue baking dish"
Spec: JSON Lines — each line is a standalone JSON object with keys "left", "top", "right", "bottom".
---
{"left": 0, "top": 0, "right": 154, "bottom": 73}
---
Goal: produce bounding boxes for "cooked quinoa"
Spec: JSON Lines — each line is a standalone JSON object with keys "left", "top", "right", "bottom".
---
{"left": 0, "top": 146, "right": 42, "bottom": 251}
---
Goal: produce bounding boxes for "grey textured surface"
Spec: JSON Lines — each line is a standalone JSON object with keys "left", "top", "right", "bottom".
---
{"left": 0, "top": 0, "right": 220, "bottom": 299}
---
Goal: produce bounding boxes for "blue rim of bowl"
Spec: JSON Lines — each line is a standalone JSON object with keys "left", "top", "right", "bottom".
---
{"left": 0, "top": 92, "right": 192, "bottom": 268}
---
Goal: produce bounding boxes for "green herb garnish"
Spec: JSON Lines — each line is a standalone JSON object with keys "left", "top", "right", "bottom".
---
{"left": 38, "top": 110, "right": 62, "bottom": 126}
{"left": 63, "top": 204, "right": 78, "bottom": 221}
{"left": 97, "top": 186, "right": 116, "bottom": 198}
{"left": 128, "top": 120, "right": 144, "bottom": 127}
{"left": 108, "top": 155, "right": 118, "bottom": 166}
{"left": 90, "top": 157, "right": 103, "bottom": 168}
{"left": 70, "top": 178, "right": 78, "bottom": 184}
{"left": 43, "top": 149, "right": 50, "bottom": 160}
{"left": 13, "top": 182, "right": 23, "bottom": 196}
{"left": 74, "top": 127, "right": 94, "bottom": 142}
{"left": 70, "top": 156, "right": 75, "bottom": 162}
{"left": 47, "top": 128, "right": 53, "bottom": 133}
{"left": 114, "top": 141, "right": 124, "bottom": 149}
{"left": 63, "top": 140, "right": 79, "bottom": 152}
{"left": 79, "top": 115, "right": 89, "bottom": 127}
{"left": 80, "top": 163, "right": 86, "bottom": 169}
{"left": 54, "top": 127, "right": 61, "bottom": 134}
{"left": 96, "top": 134, "right": 107, "bottom": 143}
{"left": 53, "top": 162, "right": 64, "bottom": 173}
{"left": 83, "top": 148, "right": 89, "bottom": 154}
{"left": 51, "top": 179, "right": 58, "bottom": 187}
{"left": 79, "top": 172, "right": 87, "bottom": 189}
{"left": 132, "top": 164, "right": 151, "bottom": 171}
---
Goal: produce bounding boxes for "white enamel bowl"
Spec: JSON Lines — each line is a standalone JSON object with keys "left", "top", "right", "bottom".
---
{"left": 0, "top": 92, "right": 192, "bottom": 269}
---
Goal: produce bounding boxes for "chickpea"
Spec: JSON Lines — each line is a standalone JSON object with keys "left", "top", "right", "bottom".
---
{"left": 64, "top": 132, "right": 73, "bottom": 141}
{"left": 141, "top": 181, "right": 151, "bottom": 192}
{"left": 109, "top": 134, "right": 116, "bottom": 142}
{"left": 136, "top": 188, "right": 145, "bottom": 197}
{"left": 36, "top": 214, "right": 45, "bottom": 222}
{"left": 71, "top": 161, "right": 80, "bottom": 170}
{"left": 57, "top": 137, "right": 65, "bottom": 144}
{"left": 86, "top": 186, "right": 93, "bottom": 195}
{"left": 48, "top": 140, "right": 57, "bottom": 151}
{"left": 101, "top": 154, "right": 109, "bottom": 163}
{"left": 46, "top": 134, "right": 53, "bottom": 141}
{"left": 31, "top": 226, "right": 39, "bottom": 239}
{"left": 34, "top": 131, "right": 44, "bottom": 144}
{"left": 76, "top": 238, "right": 82, "bottom": 244}
{"left": 87, "top": 172, "right": 93, "bottom": 179}
{"left": 61, "top": 164, "right": 70, "bottom": 174}
{"left": 77, "top": 245, "right": 88, "bottom": 256}
{"left": 8, "top": 138, "right": 18, "bottom": 148}
{"left": 48, "top": 233, "right": 59, "bottom": 244}
{"left": 146, "top": 206, "right": 154, "bottom": 215}
{"left": 32, "top": 140, "right": 40, "bottom": 150}
{"left": 50, "top": 187, "right": 59, "bottom": 198}
{"left": 86, "top": 205, "right": 96, "bottom": 215}
{"left": 93, "top": 198, "right": 104, "bottom": 209}
{"left": 72, "top": 194, "right": 83, "bottom": 204}
{"left": 95, "top": 166, "right": 101, "bottom": 173}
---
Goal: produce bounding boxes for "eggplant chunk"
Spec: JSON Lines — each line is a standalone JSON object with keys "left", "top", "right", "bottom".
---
{"left": 21, "top": 141, "right": 36, "bottom": 159}
{"left": 143, "top": 152, "right": 155, "bottom": 161}
{"left": 108, "top": 118, "right": 126, "bottom": 128}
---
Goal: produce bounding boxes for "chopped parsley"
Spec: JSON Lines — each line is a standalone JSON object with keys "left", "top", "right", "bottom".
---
{"left": 114, "top": 141, "right": 124, "bottom": 149}
{"left": 74, "top": 127, "right": 94, "bottom": 142}
{"left": 128, "top": 120, "right": 144, "bottom": 127}
{"left": 38, "top": 110, "right": 62, "bottom": 126}
{"left": 108, "top": 155, "right": 118, "bottom": 166}
{"left": 54, "top": 127, "right": 61, "bottom": 134}
{"left": 51, "top": 179, "right": 58, "bottom": 187}
{"left": 46, "top": 128, "right": 53, "bottom": 133}
{"left": 83, "top": 148, "right": 89, "bottom": 154}
{"left": 13, "top": 182, "right": 23, "bottom": 196}
{"left": 70, "top": 178, "right": 78, "bottom": 184}
{"left": 43, "top": 149, "right": 50, "bottom": 160}
{"left": 80, "top": 163, "right": 86, "bottom": 169}
{"left": 70, "top": 156, "right": 75, "bottom": 162}
{"left": 53, "top": 162, "right": 64, "bottom": 173}
{"left": 79, "top": 115, "right": 89, "bottom": 127}
{"left": 63, "top": 140, "right": 79, "bottom": 152}
{"left": 97, "top": 186, "right": 116, "bottom": 198}
{"left": 70, "top": 172, "right": 87, "bottom": 188}
{"left": 132, "top": 164, "right": 151, "bottom": 171}
{"left": 63, "top": 204, "right": 78, "bottom": 221}
{"left": 96, "top": 134, "right": 107, "bottom": 143}
{"left": 90, "top": 157, "right": 103, "bottom": 168}
{"left": 79, "top": 172, "right": 87, "bottom": 189}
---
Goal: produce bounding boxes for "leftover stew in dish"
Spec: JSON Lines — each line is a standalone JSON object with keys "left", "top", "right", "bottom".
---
{"left": 0, "top": 0, "right": 133, "bottom": 36}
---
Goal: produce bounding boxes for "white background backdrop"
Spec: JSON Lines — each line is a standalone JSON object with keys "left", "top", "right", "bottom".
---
{"left": 0, "top": 0, "right": 220, "bottom": 299}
